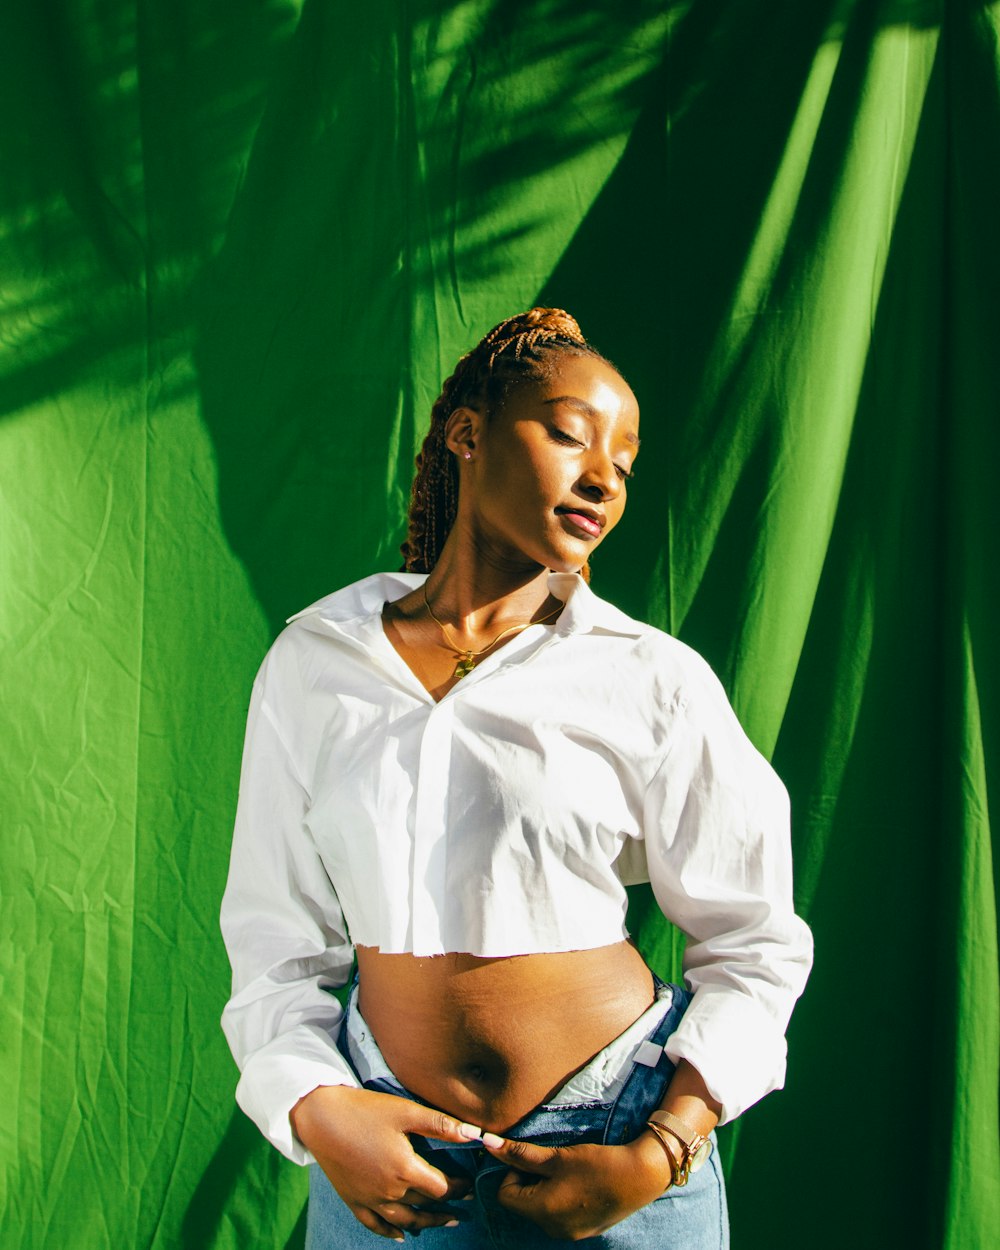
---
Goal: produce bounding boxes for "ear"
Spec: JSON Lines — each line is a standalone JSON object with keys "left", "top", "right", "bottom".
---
{"left": 444, "top": 405, "right": 484, "bottom": 459}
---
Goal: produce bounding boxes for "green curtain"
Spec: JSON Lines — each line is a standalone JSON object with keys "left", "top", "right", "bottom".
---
{"left": 2, "top": 2, "right": 997, "bottom": 1246}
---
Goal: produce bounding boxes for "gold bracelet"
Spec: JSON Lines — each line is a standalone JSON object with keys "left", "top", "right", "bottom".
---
{"left": 644, "top": 1121, "right": 684, "bottom": 1188}
{"left": 653, "top": 1122, "right": 694, "bottom": 1184}
{"left": 646, "top": 1110, "right": 713, "bottom": 1186}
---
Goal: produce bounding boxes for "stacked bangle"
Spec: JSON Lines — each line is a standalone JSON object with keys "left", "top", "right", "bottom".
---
{"left": 645, "top": 1110, "right": 713, "bottom": 1187}
{"left": 643, "top": 1120, "right": 684, "bottom": 1189}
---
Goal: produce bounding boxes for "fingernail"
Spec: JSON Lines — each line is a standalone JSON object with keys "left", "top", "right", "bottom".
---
{"left": 461, "top": 1193, "right": 475, "bottom": 1201}
{"left": 445, "top": 1220, "right": 460, "bottom": 1228}
{"left": 458, "top": 1122, "right": 483, "bottom": 1140}
{"left": 482, "top": 1132, "right": 504, "bottom": 1149}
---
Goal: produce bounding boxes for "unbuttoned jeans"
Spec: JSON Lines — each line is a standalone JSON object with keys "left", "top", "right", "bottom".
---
{"left": 305, "top": 979, "right": 728, "bottom": 1249}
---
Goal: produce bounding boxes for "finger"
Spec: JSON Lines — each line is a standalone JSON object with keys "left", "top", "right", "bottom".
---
{"left": 379, "top": 1203, "right": 462, "bottom": 1233}
{"left": 355, "top": 1206, "right": 408, "bottom": 1242}
{"left": 404, "top": 1154, "right": 470, "bottom": 1203}
{"left": 481, "top": 1135, "right": 558, "bottom": 1176}
{"left": 498, "top": 1168, "right": 543, "bottom": 1198}
{"left": 399, "top": 1174, "right": 472, "bottom": 1206}
{"left": 441, "top": 1173, "right": 474, "bottom": 1200}
{"left": 495, "top": 1167, "right": 550, "bottom": 1218}
{"left": 404, "top": 1105, "right": 486, "bottom": 1146}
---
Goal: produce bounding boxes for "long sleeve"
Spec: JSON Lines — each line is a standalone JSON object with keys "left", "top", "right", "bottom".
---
{"left": 641, "top": 656, "right": 813, "bottom": 1123}
{"left": 220, "top": 664, "right": 359, "bottom": 1165}
{"left": 220, "top": 572, "right": 812, "bottom": 1155}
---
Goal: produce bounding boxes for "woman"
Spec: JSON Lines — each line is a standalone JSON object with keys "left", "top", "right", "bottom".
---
{"left": 220, "top": 308, "right": 813, "bottom": 1248}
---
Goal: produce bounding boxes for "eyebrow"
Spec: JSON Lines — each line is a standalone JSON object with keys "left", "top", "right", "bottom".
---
{"left": 543, "top": 396, "right": 641, "bottom": 447}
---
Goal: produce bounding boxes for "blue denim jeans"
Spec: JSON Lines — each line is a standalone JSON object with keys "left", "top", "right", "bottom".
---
{"left": 306, "top": 978, "right": 728, "bottom": 1249}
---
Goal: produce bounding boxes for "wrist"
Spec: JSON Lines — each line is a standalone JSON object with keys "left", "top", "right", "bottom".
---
{"left": 645, "top": 1110, "right": 714, "bottom": 1186}
{"left": 290, "top": 1083, "right": 354, "bottom": 1146}
{"left": 629, "top": 1128, "right": 680, "bottom": 1197}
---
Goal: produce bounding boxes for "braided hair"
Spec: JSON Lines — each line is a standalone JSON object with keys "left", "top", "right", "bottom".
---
{"left": 400, "top": 307, "right": 617, "bottom": 580}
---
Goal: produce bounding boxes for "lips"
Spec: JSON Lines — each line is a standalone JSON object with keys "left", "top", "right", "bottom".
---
{"left": 555, "top": 506, "right": 604, "bottom": 539}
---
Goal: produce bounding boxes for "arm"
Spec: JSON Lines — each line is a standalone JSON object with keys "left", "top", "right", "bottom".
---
{"left": 485, "top": 652, "right": 811, "bottom": 1238}
{"left": 220, "top": 666, "right": 358, "bottom": 1162}
{"left": 642, "top": 654, "right": 814, "bottom": 1123}
{"left": 220, "top": 658, "right": 479, "bottom": 1239}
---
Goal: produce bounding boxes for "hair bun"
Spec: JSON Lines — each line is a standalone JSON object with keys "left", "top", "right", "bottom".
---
{"left": 484, "top": 306, "right": 585, "bottom": 348}
{"left": 521, "top": 307, "right": 585, "bottom": 340}
{"left": 480, "top": 308, "right": 588, "bottom": 368}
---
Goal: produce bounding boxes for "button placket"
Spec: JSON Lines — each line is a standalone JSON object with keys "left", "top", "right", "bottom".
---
{"left": 410, "top": 698, "right": 454, "bottom": 952}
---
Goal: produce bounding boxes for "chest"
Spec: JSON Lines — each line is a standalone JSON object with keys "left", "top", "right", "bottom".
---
{"left": 300, "top": 649, "right": 658, "bottom": 855}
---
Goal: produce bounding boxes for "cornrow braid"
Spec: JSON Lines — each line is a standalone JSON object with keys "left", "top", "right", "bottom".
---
{"left": 401, "top": 307, "right": 613, "bottom": 580}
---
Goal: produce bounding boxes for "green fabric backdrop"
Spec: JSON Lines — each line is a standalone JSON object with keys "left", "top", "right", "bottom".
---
{"left": 2, "top": 2, "right": 997, "bottom": 1246}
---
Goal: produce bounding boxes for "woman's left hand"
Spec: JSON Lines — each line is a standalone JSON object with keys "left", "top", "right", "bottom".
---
{"left": 484, "top": 1132, "right": 672, "bottom": 1241}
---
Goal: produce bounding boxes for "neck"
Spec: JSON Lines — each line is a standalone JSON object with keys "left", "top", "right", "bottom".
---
{"left": 422, "top": 532, "right": 565, "bottom": 635}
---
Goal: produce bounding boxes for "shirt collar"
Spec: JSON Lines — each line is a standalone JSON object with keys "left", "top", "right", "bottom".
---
{"left": 285, "top": 572, "right": 427, "bottom": 626}
{"left": 546, "top": 572, "right": 646, "bottom": 639}
{"left": 286, "top": 570, "right": 645, "bottom": 639}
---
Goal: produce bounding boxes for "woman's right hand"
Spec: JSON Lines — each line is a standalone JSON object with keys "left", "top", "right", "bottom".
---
{"left": 290, "top": 1084, "right": 482, "bottom": 1241}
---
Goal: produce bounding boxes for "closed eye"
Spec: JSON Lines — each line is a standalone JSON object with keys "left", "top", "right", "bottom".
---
{"left": 549, "top": 427, "right": 583, "bottom": 447}
{"left": 550, "top": 425, "right": 634, "bottom": 480}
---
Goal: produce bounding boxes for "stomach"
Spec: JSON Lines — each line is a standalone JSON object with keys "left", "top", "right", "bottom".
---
{"left": 355, "top": 940, "right": 654, "bottom": 1133}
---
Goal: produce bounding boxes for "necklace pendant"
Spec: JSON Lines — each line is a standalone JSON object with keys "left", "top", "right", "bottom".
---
{"left": 453, "top": 654, "right": 476, "bottom": 680}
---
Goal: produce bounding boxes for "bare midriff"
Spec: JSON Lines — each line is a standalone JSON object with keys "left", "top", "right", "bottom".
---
{"left": 355, "top": 941, "right": 655, "bottom": 1134}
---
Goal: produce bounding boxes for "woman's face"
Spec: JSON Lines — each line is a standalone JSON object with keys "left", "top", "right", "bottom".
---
{"left": 452, "top": 354, "right": 640, "bottom": 574}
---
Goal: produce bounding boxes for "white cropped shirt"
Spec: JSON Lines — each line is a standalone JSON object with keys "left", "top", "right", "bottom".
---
{"left": 220, "top": 571, "right": 813, "bottom": 1164}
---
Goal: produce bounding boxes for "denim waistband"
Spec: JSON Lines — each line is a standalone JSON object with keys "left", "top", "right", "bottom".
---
{"left": 343, "top": 976, "right": 678, "bottom": 1108}
{"left": 314, "top": 978, "right": 727, "bottom": 1246}
{"left": 335, "top": 973, "right": 692, "bottom": 1157}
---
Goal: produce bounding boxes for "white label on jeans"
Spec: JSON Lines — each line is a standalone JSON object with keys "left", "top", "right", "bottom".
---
{"left": 633, "top": 1040, "right": 665, "bottom": 1068}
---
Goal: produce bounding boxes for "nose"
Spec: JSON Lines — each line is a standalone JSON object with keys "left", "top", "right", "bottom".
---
{"left": 578, "top": 450, "right": 622, "bottom": 502}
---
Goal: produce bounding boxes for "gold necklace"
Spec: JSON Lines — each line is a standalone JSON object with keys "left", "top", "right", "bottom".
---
{"left": 422, "top": 584, "right": 562, "bottom": 679}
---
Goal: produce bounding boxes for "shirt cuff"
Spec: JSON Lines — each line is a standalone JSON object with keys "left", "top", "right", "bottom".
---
{"left": 234, "top": 1023, "right": 361, "bottom": 1165}
{"left": 663, "top": 986, "right": 788, "bottom": 1124}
